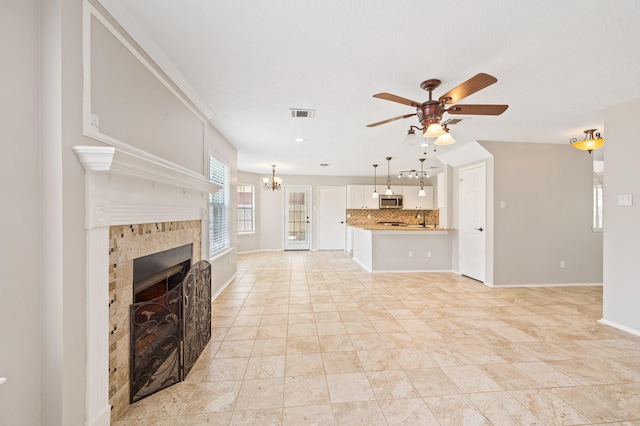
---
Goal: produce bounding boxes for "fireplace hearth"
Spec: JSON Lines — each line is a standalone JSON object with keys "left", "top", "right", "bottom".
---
{"left": 129, "top": 246, "right": 211, "bottom": 403}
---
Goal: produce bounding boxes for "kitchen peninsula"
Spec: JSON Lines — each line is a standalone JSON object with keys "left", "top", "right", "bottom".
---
{"left": 350, "top": 224, "right": 453, "bottom": 272}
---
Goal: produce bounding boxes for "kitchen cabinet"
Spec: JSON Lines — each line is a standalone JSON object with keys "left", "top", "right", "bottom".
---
{"left": 347, "top": 185, "right": 378, "bottom": 209}
{"left": 402, "top": 185, "right": 434, "bottom": 209}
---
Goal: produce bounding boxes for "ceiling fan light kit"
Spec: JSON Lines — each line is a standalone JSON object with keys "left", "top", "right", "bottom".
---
{"left": 402, "top": 126, "right": 424, "bottom": 146}
{"left": 570, "top": 128, "right": 604, "bottom": 153}
{"left": 435, "top": 126, "right": 456, "bottom": 145}
{"left": 424, "top": 122, "right": 446, "bottom": 138}
{"left": 367, "top": 73, "right": 508, "bottom": 147}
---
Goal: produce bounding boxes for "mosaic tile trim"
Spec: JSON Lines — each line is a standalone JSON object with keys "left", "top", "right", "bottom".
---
{"left": 108, "top": 220, "right": 202, "bottom": 421}
{"left": 346, "top": 209, "right": 439, "bottom": 226}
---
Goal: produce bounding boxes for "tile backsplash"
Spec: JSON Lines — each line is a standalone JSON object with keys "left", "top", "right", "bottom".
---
{"left": 346, "top": 209, "right": 439, "bottom": 226}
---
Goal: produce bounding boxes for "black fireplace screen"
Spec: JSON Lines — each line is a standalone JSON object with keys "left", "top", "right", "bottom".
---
{"left": 130, "top": 260, "right": 211, "bottom": 403}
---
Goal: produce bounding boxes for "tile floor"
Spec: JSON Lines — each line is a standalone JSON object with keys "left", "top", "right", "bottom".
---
{"left": 114, "top": 250, "right": 640, "bottom": 425}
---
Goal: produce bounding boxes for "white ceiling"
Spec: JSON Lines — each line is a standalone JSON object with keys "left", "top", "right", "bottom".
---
{"left": 99, "top": 0, "right": 640, "bottom": 177}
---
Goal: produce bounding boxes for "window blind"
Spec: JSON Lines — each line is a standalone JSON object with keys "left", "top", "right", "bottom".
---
{"left": 209, "top": 156, "right": 230, "bottom": 256}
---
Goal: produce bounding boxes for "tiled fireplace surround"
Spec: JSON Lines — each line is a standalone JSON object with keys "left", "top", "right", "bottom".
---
{"left": 74, "top": 146, "right": 219, "bottom": 426}
{"left": 108, "top": 221, "right": 202, "bottom": 420}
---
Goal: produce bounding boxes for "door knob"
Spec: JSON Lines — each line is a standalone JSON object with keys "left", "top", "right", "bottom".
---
{"left": 475, "top": 227, "right": 484, "bottom": 232}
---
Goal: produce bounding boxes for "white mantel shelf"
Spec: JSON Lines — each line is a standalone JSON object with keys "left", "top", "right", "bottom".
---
{"left": 73, "top": 145, "right": 221, "bottom": 194}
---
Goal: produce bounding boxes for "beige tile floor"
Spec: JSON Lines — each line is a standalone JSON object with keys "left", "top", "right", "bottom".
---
{"left": 114, "top": 250, "right": 640, "bottom": 425}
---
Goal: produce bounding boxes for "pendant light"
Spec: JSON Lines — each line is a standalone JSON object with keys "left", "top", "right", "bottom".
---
{"left": 385, "top": 157, "right": 393, "bottom": 195}
{"left": 371, "top": 164, "right": 379, "bottom": 199}
{"left": 418, "top": 158, "right": 426, "bottom": 197}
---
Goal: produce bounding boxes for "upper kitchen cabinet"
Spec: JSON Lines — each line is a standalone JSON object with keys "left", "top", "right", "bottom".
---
{"left": 347, "top": 185, "right": 379, "bottom": 209}
{"left": 402, "top": 185, "right": 434, "bottom": 210}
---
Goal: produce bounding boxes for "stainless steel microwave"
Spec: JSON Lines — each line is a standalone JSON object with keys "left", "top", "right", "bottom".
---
{"left": 379, "top": 194, "right": 403, "bottom": 209}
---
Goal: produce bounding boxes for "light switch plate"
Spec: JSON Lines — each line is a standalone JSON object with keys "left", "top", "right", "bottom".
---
{"left": 618, "top": 194, "right": 633, "bottom": 206}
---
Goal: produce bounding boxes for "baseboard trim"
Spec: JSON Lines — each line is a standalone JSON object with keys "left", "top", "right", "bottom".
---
{"left": 598, "top": 318, "right": 640, "bottom": 337}
{"left": 486, "top": 282, "right": 603, "bottom": 288}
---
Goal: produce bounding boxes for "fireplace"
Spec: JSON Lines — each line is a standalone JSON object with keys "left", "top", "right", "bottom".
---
{"left": 108, "top": 221, "right": 206, "bottom": 419}
{"left": 130, "top": 244, "right": 191, "bottom": 402}
{"left": 133, "top": 244, "right": 192, "bottom": 303}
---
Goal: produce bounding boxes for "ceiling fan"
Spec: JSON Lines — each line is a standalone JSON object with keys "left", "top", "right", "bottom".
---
{"left": 367, "top": 73, "right": 508, "bottom": 135}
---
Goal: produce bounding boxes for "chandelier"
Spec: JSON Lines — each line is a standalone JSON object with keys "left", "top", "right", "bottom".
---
{"left": 570, "top": 129, "right": 604, "bottom": 153}
{"left": 263, "top": 165, "right": 282, "bottom": 191}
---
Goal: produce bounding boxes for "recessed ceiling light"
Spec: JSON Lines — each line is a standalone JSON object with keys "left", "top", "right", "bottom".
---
{"left": 295, "top": 138, "right": 305, "bottom": 142}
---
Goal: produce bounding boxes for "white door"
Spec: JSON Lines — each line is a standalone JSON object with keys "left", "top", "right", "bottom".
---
{"left": 318, "top": 186, "right": 346, "bottom": 250}
{"left": 459, "top": 163, "right": 486, "bottom": 282}
{"left": 284, "top": 186, "right": 311, "bottom": 250}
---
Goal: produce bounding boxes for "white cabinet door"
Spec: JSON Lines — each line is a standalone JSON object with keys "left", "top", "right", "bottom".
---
{"left": 347, "top": 185, "right": 379, "bottom": 209}
{"left": 418, "top": 186, "right": 434, "bottom": 209}
{"left": 363, "top": 185, "right": 379, "bottom": 209}
{"left": 402, "top": 186, "right": 419, "bottom": 209}
{"left": 346, "top": 185, "right": 364, "bottom": 209}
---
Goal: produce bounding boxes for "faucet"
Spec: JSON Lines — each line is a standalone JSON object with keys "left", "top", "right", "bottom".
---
{"left": 414, "top": 210, "right": 427, "bottom": 227}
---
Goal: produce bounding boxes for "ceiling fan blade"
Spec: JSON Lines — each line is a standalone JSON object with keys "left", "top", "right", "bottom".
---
{"left": 439, "top": 73, "right": 498, "bottom": 104}
{"left": 446, "top": 104, "right": 508, "bottom": 115}
{"left": 373, "top": 93, "right": 422, "bottom": 108}
{"left": 366, "top": 113, "right": 417, "bottom": 127}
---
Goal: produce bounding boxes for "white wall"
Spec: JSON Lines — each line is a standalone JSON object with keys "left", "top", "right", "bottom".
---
{"left": 1, "top": 2, "right": 240, "bottom": 424}
{"left": 602, "top": 97, "right": 640, "bottom": 335}
{"left": 0, "top": 1, "right": 42, "bottom": 424}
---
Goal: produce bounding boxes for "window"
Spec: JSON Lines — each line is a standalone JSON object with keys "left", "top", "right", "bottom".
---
{"left": 209, "top": 156, "right": 230, "bottom": 257}
{"left": 237, "top": 184, "right": 255, "bottom": 233}
{"left": 593, "top": 172, "right": 603, "bottom": 230}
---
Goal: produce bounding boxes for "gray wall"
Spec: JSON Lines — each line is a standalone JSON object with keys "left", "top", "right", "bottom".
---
{"left": 0, "top": 1, "right": 42, "bottom": 424}
{"left": 480, "top": 142, "right": 602, "bottom": 285}
{"left": 603, "top": 97, "right": 640, "bottom": 334}
{"left": 480, "top": 141, "right": 603, "bottom": 286}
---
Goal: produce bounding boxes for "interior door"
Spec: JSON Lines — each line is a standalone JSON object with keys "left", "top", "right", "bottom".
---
{"left": 459, "top": 163, "right": 486, "bottom": 282}
{"left": 284, "top": 186, "right": 311, "bottom": 250}
{"left": 317, "top": 186, "right": 346, "bottom": 250}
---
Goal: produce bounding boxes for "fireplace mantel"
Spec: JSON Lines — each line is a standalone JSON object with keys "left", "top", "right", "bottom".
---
{"left": 73, "top": 145, "right": 221, "bottom": 195}
{"left": 74, "top": 144, "right": 213, "bottom": 426}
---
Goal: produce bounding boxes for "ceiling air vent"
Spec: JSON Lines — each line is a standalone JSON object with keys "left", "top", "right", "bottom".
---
{"left": 442, "top": 118, "right": 465, "bottom": 126}
{"left": 290, "top": 109, "right": 315, "bottom": 118}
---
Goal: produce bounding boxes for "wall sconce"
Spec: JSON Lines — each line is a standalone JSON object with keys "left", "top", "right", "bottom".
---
{"left": 371, "top": 164, "right": 379, "bottom": 199}
{"left": 570, "top": 128, "right": 604, "bottom": 153}
{"left": 263, "top": 165, "right": 282, "bottom": 191}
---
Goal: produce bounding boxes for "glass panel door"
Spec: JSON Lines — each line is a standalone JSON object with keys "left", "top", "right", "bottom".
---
{"left": 284, "top": 186, "right": 311, "bottom": 250}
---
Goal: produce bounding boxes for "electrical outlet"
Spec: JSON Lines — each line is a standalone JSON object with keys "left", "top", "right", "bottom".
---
{"left": 560, "top": 260, "right": 565, "bottom": 268}
{"left": 408, "top": 250, "right": 413, "bottom": 258}
{"left": 427, "top": 251, "right": 432, "bottom": 258}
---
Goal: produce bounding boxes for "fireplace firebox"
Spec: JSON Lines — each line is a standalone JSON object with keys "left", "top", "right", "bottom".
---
{"left": 129, "top": 245, "right": 211, "bottom": 403}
